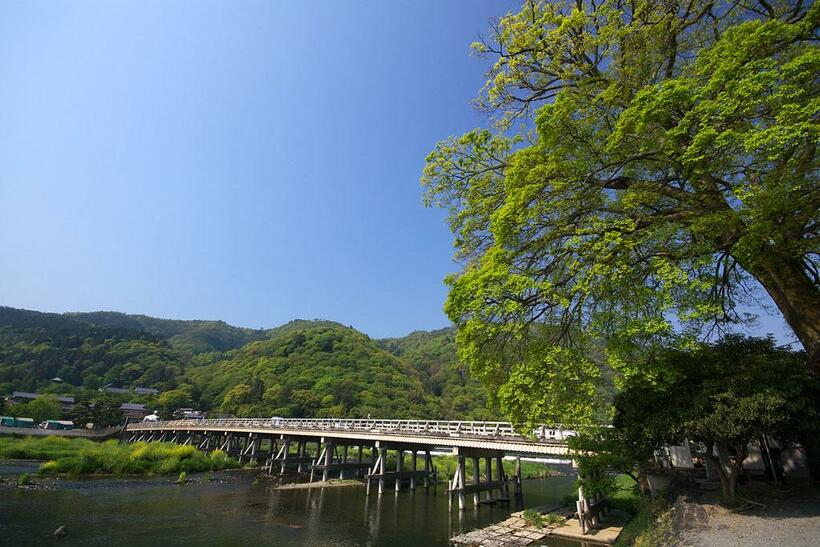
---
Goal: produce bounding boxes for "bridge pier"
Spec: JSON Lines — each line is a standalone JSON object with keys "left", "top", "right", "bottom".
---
{"left": 448, "top": 448, "right": 510, "bottom": 512}
{"left": 366, "top": 442, "right": 434, "bottom": 496}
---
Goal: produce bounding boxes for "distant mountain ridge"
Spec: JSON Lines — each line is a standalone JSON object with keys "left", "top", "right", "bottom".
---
{"left": 0, "top": 306, "right": 491, "bottom": 419}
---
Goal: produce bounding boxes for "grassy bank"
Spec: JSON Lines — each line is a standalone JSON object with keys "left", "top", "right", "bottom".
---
{"left": 0, "top": 436, "right": 239, "bottom": 476}
{"left": 431, "top": 455, "right": 558, "bottom": 481}
{"left": 609, "top": 474, "right": 673, "bottom": 547}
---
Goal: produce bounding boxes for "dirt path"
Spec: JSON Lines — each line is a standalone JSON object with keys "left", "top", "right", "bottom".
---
{"left": 674, "top": 484, "right": 820, "bottom": 547}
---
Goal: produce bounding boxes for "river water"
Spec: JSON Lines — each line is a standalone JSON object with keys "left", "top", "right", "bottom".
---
{"left": 0, "top": 464, "right": 582, "bottom": 546}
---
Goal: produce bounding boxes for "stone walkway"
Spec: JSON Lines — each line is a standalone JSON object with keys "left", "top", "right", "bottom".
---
{"left": 451, "top": 505, "right": 629, "bottom": 546}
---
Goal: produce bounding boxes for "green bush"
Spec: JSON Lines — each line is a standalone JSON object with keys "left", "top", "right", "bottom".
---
{"left": 0, "top": 437, "right": 241, "bottom": 476}
{"left": 522, "top": 509, "right": 546, "bottom": 528}
{"left": 18, "top": 473, "right": 31, "bottom": 486}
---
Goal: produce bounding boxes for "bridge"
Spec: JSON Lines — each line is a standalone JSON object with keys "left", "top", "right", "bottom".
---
{"left": 126, "top": 418, "right": 574, "bottom": 511}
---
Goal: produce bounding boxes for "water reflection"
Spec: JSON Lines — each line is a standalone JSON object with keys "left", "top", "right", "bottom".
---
{"left": 1, "top": 474, "right": 582, "bottom": 546}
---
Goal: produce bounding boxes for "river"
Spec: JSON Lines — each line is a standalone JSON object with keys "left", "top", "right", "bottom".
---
{"left": 1, "top": 463, "right": 583, "bottom": 546}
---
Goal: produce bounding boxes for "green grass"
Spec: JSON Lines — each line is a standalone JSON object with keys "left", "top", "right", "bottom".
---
{"left": 0, "top": 435, "right": 93, "bottom": 460}
{"left": 610, "top": 474, "right": 672, "bottom": 547}
{"left": 0, "top": 436, "right": 239, "bottom": 476}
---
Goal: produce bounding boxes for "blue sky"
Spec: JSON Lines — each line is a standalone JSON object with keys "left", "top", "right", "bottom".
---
{"left": 0, "top": 0, "right": 795, "bottom": 342}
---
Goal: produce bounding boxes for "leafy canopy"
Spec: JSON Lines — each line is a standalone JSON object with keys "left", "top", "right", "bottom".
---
{"left": 612, "top": 335, "right": 817, "bottom": 496}
{"left": 423, "top": 0, "right": 820, "bottom": 426}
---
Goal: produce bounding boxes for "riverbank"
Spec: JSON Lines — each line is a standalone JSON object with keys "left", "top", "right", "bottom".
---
{"left": 0, "top": 425, "right": 121, "bottom": 439}
{"left": 0, "top": 436, "right": 239, "bottom": 476}
{"left": 613, "top": 480, "right": 820, "bottom": 547}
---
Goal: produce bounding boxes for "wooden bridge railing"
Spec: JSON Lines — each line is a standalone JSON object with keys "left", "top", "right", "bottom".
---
{"left": 128, "top": 418, "right": 573, "bottom": 443}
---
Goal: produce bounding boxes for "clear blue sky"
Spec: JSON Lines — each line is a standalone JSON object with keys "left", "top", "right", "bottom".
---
{"left": 0, "top": 0, "right": 794, "bottom": 342}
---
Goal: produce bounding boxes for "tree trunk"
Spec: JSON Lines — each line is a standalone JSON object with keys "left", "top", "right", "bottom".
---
{"left": 706, "top": 442, "right": 745, "bottom": 499}
{"left": 737, "top": 250, "right": 820, "bottom": 372}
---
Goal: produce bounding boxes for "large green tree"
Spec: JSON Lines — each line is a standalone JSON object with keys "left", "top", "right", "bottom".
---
{"left": 423, "top": 0, "right": 819, "bottom": 424}
{"left": 613, "top": 336, "right": 817, "bottom": 497}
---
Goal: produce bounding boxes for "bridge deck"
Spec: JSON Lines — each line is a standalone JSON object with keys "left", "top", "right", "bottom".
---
{"left": 127, "top": 418, "right": 571, "bottom": 457}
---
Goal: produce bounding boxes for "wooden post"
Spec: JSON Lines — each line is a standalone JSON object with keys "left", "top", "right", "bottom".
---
{"left": 296, "top": 440, "right": 306, "bottom": 473}
{"left": 410, "top": 451, "right": 417, "bottom": 490}
{"left": 395, "top": 450, "right": 403, "bottom": 492}
{"left": 378, "top": 447, "right": 387, "bottom": 495}
{"left": 484, "top": 457, "right": 493, "bottom": 502}
{"left": 340, "top": 445, "right": 349, "bottom": 480}
{"left": 514, "top": 456, "right": 523, "bottom": 503}
{"left": 424, "top": 450, "right": 431, "bottom": 490}
{"left": 280, "top": 438, "right": 291, "bottom": 475}
{"left": 458, "top": 456, "right": 466, "bottom": 511}
{"left": 497, "top": 455, "right": 509, "bottom": 500}
{"left": 322, "top": 441, "right": 334, "bottom": 482}
{"left": 471, "top": 457, "right": 480, "bottom": 506}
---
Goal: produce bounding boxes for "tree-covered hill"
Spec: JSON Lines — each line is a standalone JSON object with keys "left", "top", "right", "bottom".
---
{"left": 0, "top": 306, "right": 496, "bottom": 419}
{"left": 0, "top": 307, "right": 188, "bottom": 393}
{"left": 189, "top": 323, "right": 443, "bottom": 418}
{"left": 378, "top": 328, "right": 493, "bottom": 419}
{"left": 66, "top": 311, "right": 268, "bottom": 354}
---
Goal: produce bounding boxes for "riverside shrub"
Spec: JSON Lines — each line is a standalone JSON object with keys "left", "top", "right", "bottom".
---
{"left": 0, "top": 437, "right": 239, "bottom": 476}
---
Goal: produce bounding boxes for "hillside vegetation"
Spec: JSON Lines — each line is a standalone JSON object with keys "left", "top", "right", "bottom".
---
{"left": 0, "top": 307, "right": 494, "bottom": 419}
{"left": 190, "top": 324, "right": 442, "bottom": 418}
{"left": 0, "top": 307, "right": 189, "bottom": 393}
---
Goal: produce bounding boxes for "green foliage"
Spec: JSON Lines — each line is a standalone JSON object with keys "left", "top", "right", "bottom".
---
{"left": 0, "top": 307, "right": 189, "bottom": 393}
{"left": 0, "top": 435, "right": 80, "bottom": 460}
{"left": 614, "top": 336, "right": 816, "bottom": 497}
{"left": 1, "top": 308, "right": 499, "bottom": 420}
{"left": 11, "top": 395, "right": 62, "bottom": 423}
{"left": 521, "top": 509, "right": 546, "bottom": 528}
{"left": 379, "top": 328, "right": 495, "bottom": 420}
{"left": 190, "top": 324, "right": 445, "bottom": 419}
{"left": 176, "top": 471, "right": 187, "bottom": 483}
{"left": 156, "top": 386, "right": 193, "bottom": 420}
{"left": 17, "top": 473, "right": 31, "bottom": 486}
{"left": 93, "top": 396, "right": 125, "bottom": 427}
{"left": 423, "top": 0, "right": 820, "bottom": 425}
{"left": 614, "top": 496, "right": 672, "bottom": 547}
{"left": 0, "top": 436, "right": 238, "bottom": 476}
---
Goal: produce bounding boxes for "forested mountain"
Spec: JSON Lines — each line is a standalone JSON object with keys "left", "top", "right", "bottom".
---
{"left": 65, "top": 311, "right": 268, "bottom": 354}
{"left": 189, "top": 323, "right": 443, "bottom": 418}
{"left": 378, "top": 328, "right": 493, "bottom": 419}
{"left": 0, "top": 307, "right": 494, "bottom": 419}
{"left": 0, "top": 307, "right": 188, "bottom": 393}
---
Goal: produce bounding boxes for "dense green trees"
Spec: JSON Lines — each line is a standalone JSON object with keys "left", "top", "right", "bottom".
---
{"left": 379, "top": 328, "right": 495, "bottom": 419}
{"left": 0, "top": 307, "right": 500, "bottom": 420}
{"left": 568, "top": 337, "right": 818, "bottom": 498}
{"left": 423, "top": 0, "right": 820, "bottom": 427}
{"left": 613, "top": 336, "right": 818, "bottom": 497}
{"left": 10, "top": 395, "right": 62, "bottom": 423}
{"left": 190, "top": 324, "right": 444, "bottom": 419}
{"left": 0, "top": 307, "right": 190, "bottom": 394}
